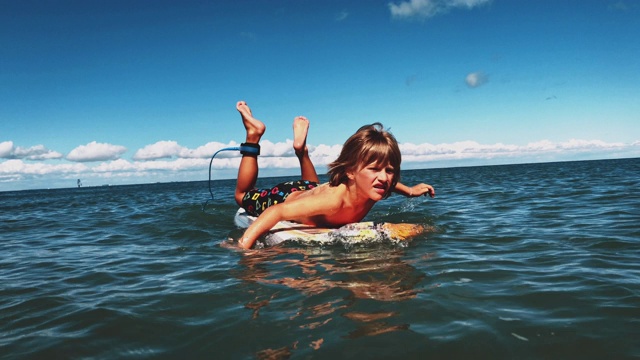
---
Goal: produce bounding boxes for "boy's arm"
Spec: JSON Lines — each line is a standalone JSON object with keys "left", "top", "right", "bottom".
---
{"left": 394, "top": 182, "right": 435, "bottom": 198}
{"left": 238, "top": 205, "right": 286, "bottom": 249}
{"left": 238, "top": 195, "right": 341, "bottom": 249}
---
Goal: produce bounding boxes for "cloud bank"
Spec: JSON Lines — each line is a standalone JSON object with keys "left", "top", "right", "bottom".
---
{"left": 2, "top": 137, "right": 638, "bottom": 191}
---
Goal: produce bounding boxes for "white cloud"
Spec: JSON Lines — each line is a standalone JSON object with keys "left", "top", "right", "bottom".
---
{"left": 134, "top": 140, "right": 249, "bottom": 160}
{"left": 133, "top": 140, "right": 185, "bottom": 160}
{"left": 465, "top": 71, "right": 489, "bottom": 88}
{"left": 335, "top": 10, "right": 349, "bottom": 21}
{"left": 389, "top": 0, "right": 438, "bottom": 19}
{"left": 0, "top": 141, "right": 64, "bottom": 160}
{"left": 132, "top": 139, "right": 323, "bottom": 161}
{"left": 184, "top": 141, "right": 241, "bottom": 159}
{"left": 400, "top": 139, "right": 631, "bottom": 163}
{"left": 66, "top": 141, "right": 127, "bottom": 162}
{"left": 0, "top": 159, "right": 88, "bottom": 176}
{"left": 92, "top": 159, "right": 137, "bottom": 172}
{"left": 0, "top": 141, "right": 13, "bottom": 158}
{"left": 526, "top": 140, "right": 556, "bottom": 152}
{"left": 93, "top": 158, "right": 220, "bottom": 174}
{"left": 14, "top": 145, "right": 64, "bottom": 160}
{"left": 559, "top": 139, "right": 625, "bottom": 150}
{"left": 389, "top": 0, "right": 490, "bottom": 20}
{"left": 262, "top": 139, "right": 295, "bottom": 157}
{"left": 451, "top": 0, "right": 491, "bottom": 8}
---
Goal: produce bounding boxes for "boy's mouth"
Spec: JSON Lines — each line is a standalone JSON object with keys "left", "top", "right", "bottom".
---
{"left": 373, "top": 183, "right": 388, "bottom": 193}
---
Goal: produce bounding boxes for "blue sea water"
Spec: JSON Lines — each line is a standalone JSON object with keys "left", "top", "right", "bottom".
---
{"left": 1, "top": 158, "right": 639, "bottom": 359}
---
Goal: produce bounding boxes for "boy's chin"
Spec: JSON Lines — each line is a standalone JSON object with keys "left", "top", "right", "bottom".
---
{"left": 371, "top": 190, "right": 387, "bottom": 200}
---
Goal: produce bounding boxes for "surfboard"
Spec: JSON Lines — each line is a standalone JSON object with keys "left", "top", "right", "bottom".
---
{"left": 233, "top": 208, "right": 425, "bottom": 247}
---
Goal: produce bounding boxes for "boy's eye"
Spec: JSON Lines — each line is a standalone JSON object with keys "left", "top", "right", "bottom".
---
{"left": 366, "top": 163, "right": 394, "bottom": 174}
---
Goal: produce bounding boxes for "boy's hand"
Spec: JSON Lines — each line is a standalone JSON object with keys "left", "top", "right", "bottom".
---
{"left": 409, "top": 183, "right": 435, "bottom": 198}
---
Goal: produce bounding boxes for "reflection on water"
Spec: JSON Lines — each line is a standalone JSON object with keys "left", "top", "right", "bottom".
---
{"left": 231, "top": 243, "right": 433, "bottom": 357}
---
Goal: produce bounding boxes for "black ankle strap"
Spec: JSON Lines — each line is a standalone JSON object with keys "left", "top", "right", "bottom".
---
{"left": 239, "top": 143, "right": 260, "bottom": 156}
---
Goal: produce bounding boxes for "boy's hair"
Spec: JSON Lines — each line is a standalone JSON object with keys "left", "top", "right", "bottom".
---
{"left": 327, "top": 122, "right": 401, "bottom": 198}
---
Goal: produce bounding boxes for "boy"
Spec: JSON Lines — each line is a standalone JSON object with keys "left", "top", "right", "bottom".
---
{"left": 234, "top": 101, "right": 435, "bottom": 249}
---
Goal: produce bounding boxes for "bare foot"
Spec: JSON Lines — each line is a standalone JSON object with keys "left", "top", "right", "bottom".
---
{"left": 237, "top": 101, "right": 265, "bottom": 143}
{"left": 292, "top": 116, "right": 309, "bottom": 156}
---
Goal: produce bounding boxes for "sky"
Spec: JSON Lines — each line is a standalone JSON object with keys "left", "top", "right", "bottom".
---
{"left": 1, "top": 0, "right": 639, "bottom": 191}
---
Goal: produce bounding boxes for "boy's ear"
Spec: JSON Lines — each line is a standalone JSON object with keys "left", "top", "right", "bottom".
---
{"left": 346, "top": 167, "right": 355, "bottom": 180}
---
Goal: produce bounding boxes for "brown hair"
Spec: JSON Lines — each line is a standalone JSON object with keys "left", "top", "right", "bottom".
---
{"left": 327, "top": 122, "right": 401, "bottom": 198}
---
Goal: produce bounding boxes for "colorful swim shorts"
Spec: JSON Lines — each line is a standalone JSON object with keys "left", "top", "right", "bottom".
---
{"left": 241, "top": 180, "right": 318, "bottom": 216}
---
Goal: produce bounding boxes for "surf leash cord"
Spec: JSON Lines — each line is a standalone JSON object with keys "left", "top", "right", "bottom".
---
{"left": 202, "top": 143, "right": 261, "bottom": 213}
{"left": 202, "top": 146, "right": 239, "bottom": 212}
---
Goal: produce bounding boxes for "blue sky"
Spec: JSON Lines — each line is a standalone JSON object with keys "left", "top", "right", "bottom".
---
{"left": 1, "top": 0, "right": 639, "bottom": 191}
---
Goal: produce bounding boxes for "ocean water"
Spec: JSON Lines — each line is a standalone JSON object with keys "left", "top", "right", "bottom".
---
{"left": 1, "top": 158, "right": 639, "bottom": 359}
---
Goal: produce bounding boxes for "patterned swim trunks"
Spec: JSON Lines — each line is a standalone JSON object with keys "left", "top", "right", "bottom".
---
{"left": 241, "top": 180, "right": 318, "bottom": 216}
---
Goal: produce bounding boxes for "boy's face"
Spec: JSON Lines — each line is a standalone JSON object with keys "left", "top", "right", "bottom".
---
{"left": 349, "top": 161, "right": 395, "bottom": 201}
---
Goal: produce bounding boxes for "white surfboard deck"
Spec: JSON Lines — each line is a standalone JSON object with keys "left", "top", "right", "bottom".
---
{"left": 233, "top": 208, "right": 393, "bottom": 247}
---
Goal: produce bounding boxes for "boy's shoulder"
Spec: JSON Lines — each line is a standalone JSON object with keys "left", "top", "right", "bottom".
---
{"left": 317, "top": 182, "right": 347, "bottom": 194}
{"left": 306, "top": 183, "right": 347, "bottom": 204}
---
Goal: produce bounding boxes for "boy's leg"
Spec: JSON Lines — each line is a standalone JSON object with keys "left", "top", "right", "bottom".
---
{"left": 293, "top": 116, "right": 319, "bottom": 183}
{"left": 235, "top": 101, "right": 266, "bottom": 206}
